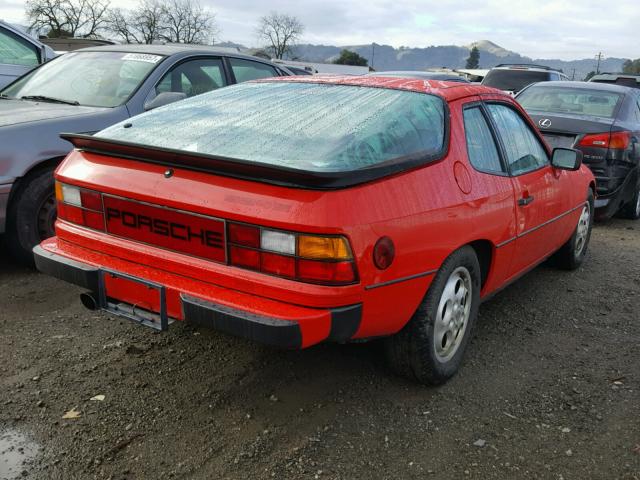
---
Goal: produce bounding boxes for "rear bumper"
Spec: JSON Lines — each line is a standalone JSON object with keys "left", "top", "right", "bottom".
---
{"left": 0, "top": 182, "right": 12, "bottom": 234}
{"left": 593, "top": 172, "right": 636, "bottom": 220}
{"left": 34, "top": 240, "right": 362, "bottom": 349}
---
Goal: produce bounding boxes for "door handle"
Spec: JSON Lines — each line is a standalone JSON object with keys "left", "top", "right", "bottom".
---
{"left": 518, "top": 196, "right": 534, "bottom": 206}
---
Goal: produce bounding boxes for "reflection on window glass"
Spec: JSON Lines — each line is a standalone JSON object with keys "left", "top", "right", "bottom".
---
{"left": 229, "top": 58, "right": 278, "bottom": 83}
{"left": 2, "top": 51, "right": 161, "bottom": 107}
{"left": 0, "top": 28, "right": 38, "bottom": 66}
{"left": 487, "top": 104, "right": 548, "bottom": 175}
{"left": 97, "top": 82, "right": 447, "bottom": 173}
{"left": 517, "top": 86, "right": 622, "bottom": 118}
{"left": 156, "top": 58, "right": 227, "bottom": 97}
{"left": 463, "top": 107, "right": 503, "bottom": 173}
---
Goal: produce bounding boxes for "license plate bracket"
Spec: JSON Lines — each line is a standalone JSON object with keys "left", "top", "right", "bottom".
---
{"left": 98, "top": 269, "right": 170, "bottom": 331}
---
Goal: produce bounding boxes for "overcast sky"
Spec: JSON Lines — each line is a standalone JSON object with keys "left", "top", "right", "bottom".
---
{"left": 1, "top": 0, "right": 638, "bottom": 60}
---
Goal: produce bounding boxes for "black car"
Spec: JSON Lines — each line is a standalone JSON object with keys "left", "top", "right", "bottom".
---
{"left": 0, "top": 44, "right": 289, "bottom": 263}
{"left": 517, "top": 81, "right": 640, "bottom": 220}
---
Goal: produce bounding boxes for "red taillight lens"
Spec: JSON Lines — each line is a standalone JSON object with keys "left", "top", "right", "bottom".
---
{"left": 261, "top": 252, "right": 295, "bottom": 278}
{"left": 229, "top": 245, "right": 260, "bottom": 269}
{"left": 609, "top": 131, "right": 631, "bottom": 149}
{"left": 297, "top": 259, "right": 355, "bottom": 284}
{"left": 55, "top": 181, "right": 105, "bottom": 231}
{"left": 228, "top": 223, "right": 260, "bottom": 247}
{"left": 80, "top": 190, "right": 103, "bottom": 212}
{"left": 578, "top": 131, "right": 631, "bottom": 150}
{"left": 227, "top": 221, "right": 357, "bottom": 285}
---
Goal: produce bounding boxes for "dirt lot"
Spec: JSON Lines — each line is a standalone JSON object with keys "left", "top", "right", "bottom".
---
{"left": 1, "top": 219, "right": 639, "bottom": 480}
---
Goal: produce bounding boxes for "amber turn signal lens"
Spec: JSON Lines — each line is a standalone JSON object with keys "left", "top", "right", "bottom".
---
{"left": 54, "top": 181, "right": 63, "bottom": 202}
{"left": 298, "top": 235, "right": 352, "bottom": 260}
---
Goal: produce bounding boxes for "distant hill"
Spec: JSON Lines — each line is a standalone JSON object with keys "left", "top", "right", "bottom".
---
{"left": 284, "top": 40, "right": 626, "bottom": 80}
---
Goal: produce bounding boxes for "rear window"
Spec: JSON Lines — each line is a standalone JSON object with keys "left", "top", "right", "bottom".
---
{"left": 517, "top": 86, "right": 623, "bottom": 118}
{"left": 96, "top": 81, "right": 446, "bottom": 173}
{"left": 483, "top": 70, "right": 550, "bottom": 92}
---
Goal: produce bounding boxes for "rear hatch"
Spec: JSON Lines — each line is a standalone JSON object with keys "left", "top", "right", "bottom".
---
{"left": 525, "top": 111, "right": 615, "bottom": 151}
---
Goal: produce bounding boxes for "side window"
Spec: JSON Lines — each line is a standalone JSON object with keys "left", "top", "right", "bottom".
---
{"left": 229, "top": 58, "right": 278, "bottom": 83}
{"left": 635, "top": 98, "right": 640, "bottom": 123}
{"left": 463, "top": 106, "right": 504, "bottom": 174}
{"left": 155, "top": 57, "right": 227, "bottom": 97}
{"left": 486, "top": 104, "right": 549, "bottom": 176}
{"left": 0, "top": 28, "right": 39, "bottom": 66}
{"left": 549, "top": 72, "right": 559, "bottom": 81}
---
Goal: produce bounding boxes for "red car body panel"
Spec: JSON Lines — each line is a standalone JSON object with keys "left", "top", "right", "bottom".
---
{"left": 36, "top": 77, "right": 596, "bottom": 348}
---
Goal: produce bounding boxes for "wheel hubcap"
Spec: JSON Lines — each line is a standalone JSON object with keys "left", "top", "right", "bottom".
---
{"left": 36, "top": 193, "right": 57, "bottom": 240}
{"left": 635, "top": 188, "right": 640, "bottom": 217}
{"left": 434, "top": 266, "right": 472, "bottom": 363}
{"left": 574, "top": 203, "right": 590, "bottom": 257}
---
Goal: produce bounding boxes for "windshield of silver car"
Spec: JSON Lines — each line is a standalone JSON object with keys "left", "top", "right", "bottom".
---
{"left": 1, "top": 51, "right": 163, "bottom": 107}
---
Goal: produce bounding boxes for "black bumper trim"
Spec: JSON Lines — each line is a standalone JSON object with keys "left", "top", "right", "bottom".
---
{"left": 181, "top": 294, "right": 303, "bottom": 348}
{"left": 34, "top": 245, "right": 100, "bottom": 292}
{"left": 328, "top": 304, "right": 362, "bottom": 342}
{"left": 33, "top": 245, "right": 363, "bottom": 348}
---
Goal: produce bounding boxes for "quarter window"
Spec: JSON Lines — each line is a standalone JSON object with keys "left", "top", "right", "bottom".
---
{"left": 156, "top": 58, "right": 227, "bottom": 97}
{"left": 463, "top": 106, "right": 504, "bottom": 173}
{"left": 229, "top": 58, "right": 279, "bottom": 83}
{"left": 486, "top": 104, "right": 549, "bottom": 175}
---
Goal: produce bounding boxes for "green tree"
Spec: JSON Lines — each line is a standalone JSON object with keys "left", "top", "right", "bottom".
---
{"left": 465, "top": 46, "right": 480, "bottom": 69}
{"left": 334, "top": 49, "right": 368, "bottom": 67}
{"left": 622, "top": 59, "right": 640, "bottom": 74}
{"left": 584, "top": 70, "right": 596, "bottom": 81}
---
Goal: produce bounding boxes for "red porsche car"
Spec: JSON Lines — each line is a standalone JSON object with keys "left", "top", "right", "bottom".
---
{"left": 35, "top": 76, "right": 595, "bottom": 384}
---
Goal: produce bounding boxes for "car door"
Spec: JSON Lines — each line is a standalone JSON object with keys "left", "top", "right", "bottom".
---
{"left": 227, "top": 57, "right": 282, "bottom": 83}
{"left": 153, "top": 56, "right": 229, "bottom": 99}
{"left": 485, "top": 102, "right": 570, "bottom": 277}
{"left": 0, "top": 25, "right": 42, "bottom": 89}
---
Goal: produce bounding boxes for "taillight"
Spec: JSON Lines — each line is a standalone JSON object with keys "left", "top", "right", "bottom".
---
{"left": 578, "top": 131, "right": 631, "bottom": 150}
{"left": 55, "top": 181, "right": 105, "bottom": 231}
{"left": 227, "top": 221, "right": 357, "bottom": 285}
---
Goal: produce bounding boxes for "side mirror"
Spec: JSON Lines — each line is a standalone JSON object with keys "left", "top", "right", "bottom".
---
{"left": 144, "top": 92, "right": 187, "bottom": 111}
{"left": 551, "top": 147, "right": 582, "bottom": 171}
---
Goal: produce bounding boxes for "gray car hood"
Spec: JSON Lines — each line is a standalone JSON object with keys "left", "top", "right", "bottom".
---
{"left": 0, "top": 98, "right": 106, "bottom": 127}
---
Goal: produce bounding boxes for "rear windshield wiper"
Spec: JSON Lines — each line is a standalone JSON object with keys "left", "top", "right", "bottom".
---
{"left": 20, "top": 95, "right": 80, "bottom": 106}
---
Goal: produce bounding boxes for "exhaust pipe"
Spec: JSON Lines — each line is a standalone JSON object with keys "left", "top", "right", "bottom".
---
{"left": 80, "top": 292, "right": 98, "bottom": 311}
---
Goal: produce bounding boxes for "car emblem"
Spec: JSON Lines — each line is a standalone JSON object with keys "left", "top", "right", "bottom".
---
{"left": 539, "top": 118, "right": 552, "bottom": 128}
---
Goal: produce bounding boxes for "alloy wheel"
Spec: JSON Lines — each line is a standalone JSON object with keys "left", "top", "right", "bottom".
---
{"left": 574, "top": 203, "right": 591, "bottom": 257}
{"left": 434, "top": 266, "right": 472, "bottom": 362}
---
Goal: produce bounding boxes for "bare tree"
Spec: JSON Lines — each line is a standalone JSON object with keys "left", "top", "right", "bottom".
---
{"left": 107, "top": 0, "right": 164, "bottom": 44}
{"left": 26, "top": 0, "right": 110, "bottom": 38}
{"left": 256, "top": 12, "right": 304, "bottom": 59}
{"left": 160, "top": 0, "right": 219, "bottom": 44}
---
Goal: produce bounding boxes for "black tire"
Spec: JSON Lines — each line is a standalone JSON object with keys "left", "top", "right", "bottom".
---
{"left": 6, "top": 167, "right": 57, "bottom": 265}
{"left": 554, "top": 189, "right": 594, "bottom": 270}
{"left": 384, "top": 246, "right": 481, "bottom": 385}
{"left": 621, "top": 182, "right": 640, "bottom": 220}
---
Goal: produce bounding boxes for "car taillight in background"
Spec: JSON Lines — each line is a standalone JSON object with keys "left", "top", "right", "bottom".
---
{"left": 578, "top": 131, "right": 631, "bottom": 150}
{"left": 55, "top": 181, "right": 105, "bottom": 231}
{"left": 228, "top": 222, "right": 357, "bottom": 285}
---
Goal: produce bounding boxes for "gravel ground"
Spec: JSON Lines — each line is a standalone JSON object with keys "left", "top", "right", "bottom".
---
{"left": 0, "top": 218, "right": 639, "bottom": 480}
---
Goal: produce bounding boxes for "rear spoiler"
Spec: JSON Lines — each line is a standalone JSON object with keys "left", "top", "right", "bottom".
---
{"left": 61, "top": 133, "right": 445, "bottom": 190}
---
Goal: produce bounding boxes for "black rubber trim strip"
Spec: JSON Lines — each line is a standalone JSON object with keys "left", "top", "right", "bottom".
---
{"left": 60, "top": 122, "right": 449, "bottom": 190}
{"left": 328, "top": 304, "right": 362, "bottom": 342}
{"left": 33, "top": 245, "right": 100, "bottom": 292}
{"left": 181, "top": 294, "right": 303, "bottom": 348}
{"left": 496, "top": 201, "right": 587, "bottom": 248}
{"left": 365, "top": 269, "right": 437, "bottom": 290}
